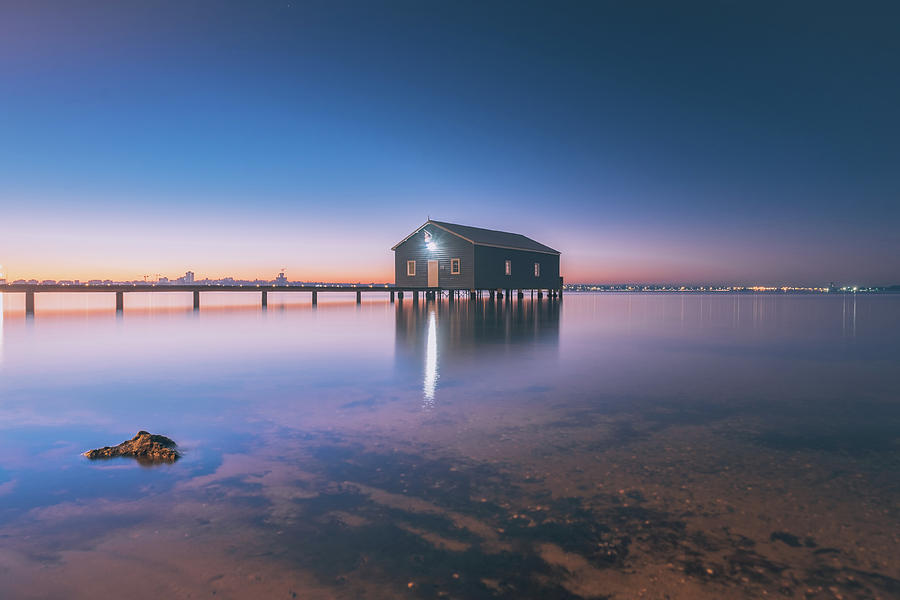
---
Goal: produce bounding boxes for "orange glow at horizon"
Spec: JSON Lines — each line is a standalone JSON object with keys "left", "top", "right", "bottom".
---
{"left": 2, "top": 263, "right": 398, "bottom": 284}
{"left": 1, "top": 251, "right": 814, "bottom": 287}
{"left": 1, "top": 206, "right": 868, "bottom": 287}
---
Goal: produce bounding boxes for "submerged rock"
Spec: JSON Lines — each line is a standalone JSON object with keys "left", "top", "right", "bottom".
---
{"left": 84, "top": 431, "right": 180, "bottom": 463}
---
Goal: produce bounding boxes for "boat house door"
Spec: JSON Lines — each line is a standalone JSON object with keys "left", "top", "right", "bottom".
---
{"left": 427, "top": 260, "right": 439, "bottom": 288}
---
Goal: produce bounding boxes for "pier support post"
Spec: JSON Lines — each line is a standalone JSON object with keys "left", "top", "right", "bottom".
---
{"left": 490, "top": 290, "right": 495, "bottom": 301}
{"left": 356, "top": 290, "right": 361, "bottom": 304}
{"left": 261, "top": 290, "right": 267, "bottom": 309}
{"left": 517, "top": 289, "right": 524, "bottom": 299}
{"left": 25, "top": 290, "right": 35, "bottom": 316}
{"left": 390, "top": 290, "right": 395, "bottom": 303}
{"left": 398, "top": 291, "right": 404, "bottom": 302}
{"left": 193, "top": 290, "right": 200, "bottom": 311}
{"left": 413, "top": 290, "right": 419, "bottom": 303}
{"left": 312, "top": 290, "right": 317, "bottom": 306}
{"left": 538, "top": 289, "right": 543, "bottom": 299}
{"left": 558, "top": 288, "right": 563, "bottom": 300}
{"left": 116, "top": 291, "right": 124, "bottom": 312}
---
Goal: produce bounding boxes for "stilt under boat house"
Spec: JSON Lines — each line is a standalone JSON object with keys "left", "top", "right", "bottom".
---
{"left": 392, "top": 220, "right": 561, "bottom": 293}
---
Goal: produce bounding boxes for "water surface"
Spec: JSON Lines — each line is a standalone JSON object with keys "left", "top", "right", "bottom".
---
{"left": 1, "top": 292, "right": 898, "bottom": 599}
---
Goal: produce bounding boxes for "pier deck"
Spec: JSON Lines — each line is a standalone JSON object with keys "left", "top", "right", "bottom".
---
{"left": 1, "top": 283, "right": 561, "bottom": 316}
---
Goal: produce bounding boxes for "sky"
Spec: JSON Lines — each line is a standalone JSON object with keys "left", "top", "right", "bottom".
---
{"left": 1, "top": 0, "right": 898, "bottom": 285}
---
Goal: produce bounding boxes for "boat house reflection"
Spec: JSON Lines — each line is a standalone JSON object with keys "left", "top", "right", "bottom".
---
{"left": 395, "top": 297, "right": 560, "bottom": 406}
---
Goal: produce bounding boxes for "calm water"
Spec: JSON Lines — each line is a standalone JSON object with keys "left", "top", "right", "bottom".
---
{"left": 0, "top": 292, "right": 898, "bottom": 599}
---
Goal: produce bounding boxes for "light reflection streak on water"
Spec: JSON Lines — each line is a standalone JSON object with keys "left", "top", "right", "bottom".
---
{"left": 423, "top": 307, "right": 438, "bottom": 408}
{"left": 841, "top": 293, "right": 857, "bottom": 338}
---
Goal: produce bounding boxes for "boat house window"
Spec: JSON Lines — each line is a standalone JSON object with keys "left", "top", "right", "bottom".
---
{"left": 407, "top": 260, "right": 416, "bottom": 276}
{"left": 451, "top": 258, "right": 460, "bottom": 274}
{"left": 534, "top": 262, "right": 540, "bottom": 277}
{"left": 505, "top": 260, "right": 511, "bottom": 276}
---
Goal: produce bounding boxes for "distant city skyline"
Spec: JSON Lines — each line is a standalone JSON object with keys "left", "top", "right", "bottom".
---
{"left": 2, "top": 2, "right": 899, "bottom": 285}
{"left": 2, "top": 268, "right": 893, "bottom": 291}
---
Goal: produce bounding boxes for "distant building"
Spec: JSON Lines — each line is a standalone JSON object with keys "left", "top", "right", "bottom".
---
{"left": 184, "top": 271, "right": 195, "bottom": 284}
{"left": 275, "top": 272, "right": 288, "bottom": 286}
{"left": 158, "top": 276, "right": 169, "bottom": 284}
{"left": 392, "top": 220, "right": 561, "bottom": 290}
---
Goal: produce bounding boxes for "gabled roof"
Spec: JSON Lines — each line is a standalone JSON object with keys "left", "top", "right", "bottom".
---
{"left": 392, "top": 220, "right": 560, "bottom": 255}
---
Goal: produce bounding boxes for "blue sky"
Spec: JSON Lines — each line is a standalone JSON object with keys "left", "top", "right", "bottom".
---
{"left": 1, "top": 1, "right": 898, "bottom": 284}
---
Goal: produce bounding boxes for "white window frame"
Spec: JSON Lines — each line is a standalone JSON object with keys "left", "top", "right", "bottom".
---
{"left": 534, "top": 262, "right": 540, "bottom": 277}
{"left": 504, "top": 260, "right": 511, "bottom": 276}
{"left": 450, "top": 258, "right": 460, "bottom": 275}
{"left": 407, "top": 260, "right": 416, "bottom": 277}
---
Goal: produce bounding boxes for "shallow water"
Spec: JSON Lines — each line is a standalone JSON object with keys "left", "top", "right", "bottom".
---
{"left": 0, "top": 292, "right": 898, "bottom": 599}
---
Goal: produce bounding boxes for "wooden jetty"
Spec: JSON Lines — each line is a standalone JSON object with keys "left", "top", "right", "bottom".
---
{"left": 1, "top": 283, "right": 562, "bottom": 316}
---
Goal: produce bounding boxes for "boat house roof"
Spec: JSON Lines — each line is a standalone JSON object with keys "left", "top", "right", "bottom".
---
{"left": 392, "top": 220, "right": 560, "bottom": 255}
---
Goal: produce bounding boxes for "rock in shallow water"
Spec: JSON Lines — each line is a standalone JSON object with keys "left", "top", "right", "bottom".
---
{"left": 83, "top": 431, "right": 180, "bottom": 463}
